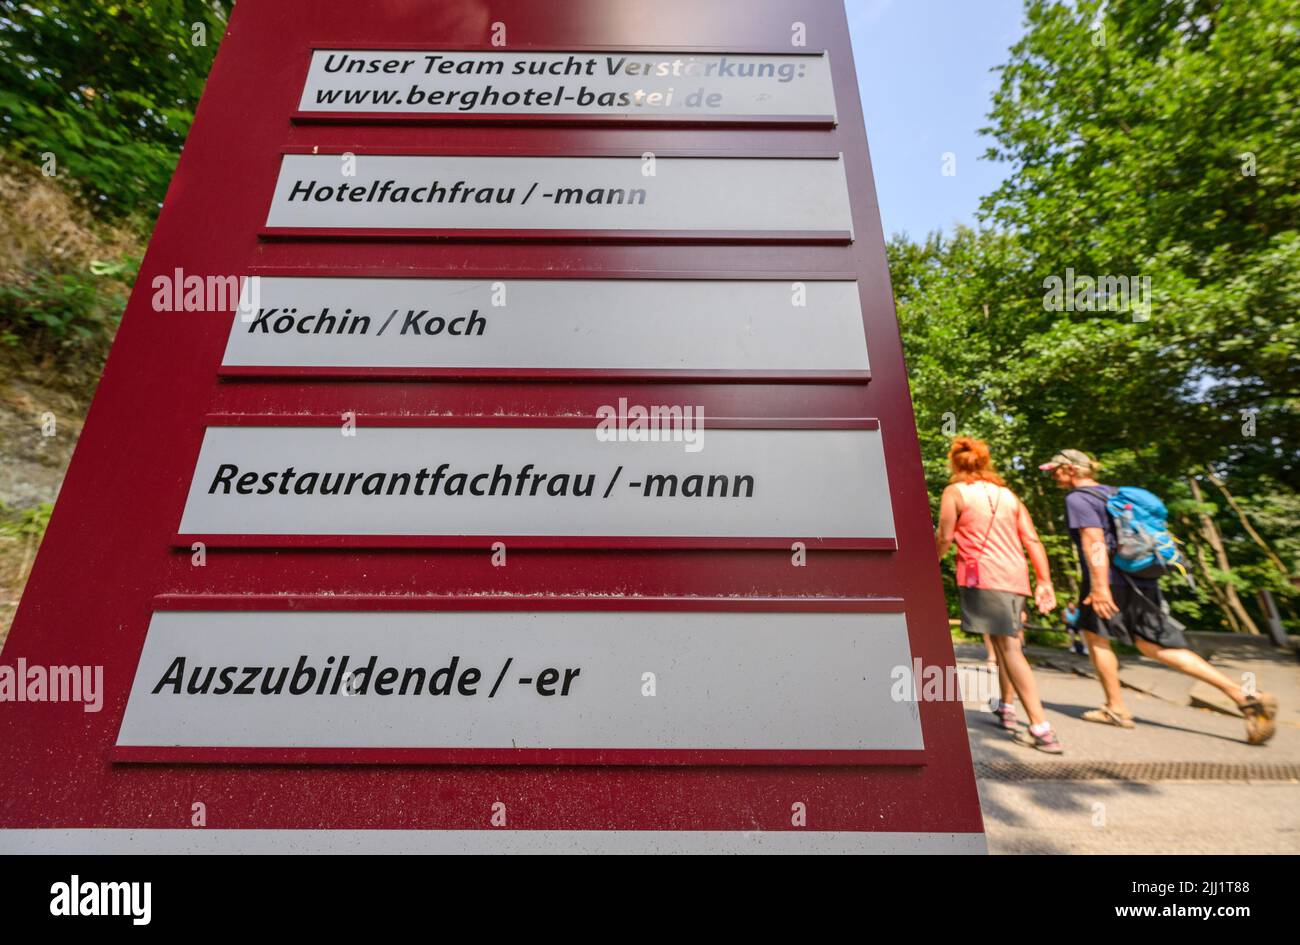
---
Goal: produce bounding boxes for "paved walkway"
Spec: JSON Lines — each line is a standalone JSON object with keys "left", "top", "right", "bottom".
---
{"left": 957, "top": 638, "right": 1300, "bottom": 854}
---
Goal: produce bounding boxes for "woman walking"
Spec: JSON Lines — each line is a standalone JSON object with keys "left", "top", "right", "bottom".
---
{"left": 935, "top": 437, "right": 1063, "bottom": 753}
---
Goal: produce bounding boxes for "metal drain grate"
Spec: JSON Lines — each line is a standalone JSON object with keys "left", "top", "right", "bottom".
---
{"left": 976, "top": 761, "right": 1300, "bottom": 782}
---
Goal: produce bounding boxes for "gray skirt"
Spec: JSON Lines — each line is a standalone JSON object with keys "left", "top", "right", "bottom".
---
{"left": 959, "top": 587, "right": 1026, "bottom": 637}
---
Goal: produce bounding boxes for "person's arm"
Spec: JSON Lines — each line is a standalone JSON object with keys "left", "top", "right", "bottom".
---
{"left": 1017, "top": 502, "right": 1056, "bottom": 613}
{"left": 1080, "top": 526, "right": 1118, "bottom": 618}
{"left": 935, "top": 485, "right": 960, "bottom": 559}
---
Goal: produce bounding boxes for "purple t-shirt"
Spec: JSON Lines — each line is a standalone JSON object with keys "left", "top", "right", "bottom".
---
{"left": 1066, "top": 485, "right": 1158, "bottom": 596}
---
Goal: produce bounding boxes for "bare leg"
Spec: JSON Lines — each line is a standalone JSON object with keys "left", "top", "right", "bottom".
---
{"left": 990, "top": 633, "right": 1046, "bottom": 727}
{"left": 998, "top": 653, "right": 1015, "bottom": 704}
{"left": 1084, "top": 630, "right": 1128, "bottom": 714}
{"left": 981, "top": 633, "right": 1012, "bottom": 704}
{"left": 1133, "top": 638, "right": 1247, "bottom": 705}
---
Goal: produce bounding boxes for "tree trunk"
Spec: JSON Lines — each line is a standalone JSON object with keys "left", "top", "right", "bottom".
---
{"left": 1187, "top": 476, "right": 1261, "bottom": 635}
{"left": 1181, "top": 516, "right": 1241, "bottom": 632}
{"left": 1200, "top": 551, "right": 1242, "bottom": 633}
{"left": 1204, "top": 467, "right": 1291, "bottom": 577}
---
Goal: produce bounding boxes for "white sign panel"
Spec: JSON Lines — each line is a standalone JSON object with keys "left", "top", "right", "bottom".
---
{"left": 297, "top": 50, "right": 838, "bottom": 120}
{"left": 263, "top": 154, "right": 854, "bottom": 234}
{"left": 223, "top": 277, "right": 869, "bottom": 374}
{"left": 116, "top": 610, "right": 923, "bottom": 751}
{"left": 0, "top": 830, "right": 985, "bottom": 855}
{"left": 177, "top": 425, "right": 895, "bottom": 541}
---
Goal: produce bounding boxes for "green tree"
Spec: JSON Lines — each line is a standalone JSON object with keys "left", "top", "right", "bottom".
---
{"left": 897, "top": 0, "right": 1299, "bottom": 632}
{"left": 0, "top": 0, "right": 230, "bottom": 221}
{"left": 891, "top": 227, "right": 1084, "bottom": 611}
{"left": 979, "top": 0, "right": 1298, "bottom": 492}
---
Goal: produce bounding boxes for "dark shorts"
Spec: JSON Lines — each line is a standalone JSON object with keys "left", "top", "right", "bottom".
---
{"left": 958, "top": 587, "right": 1025, "bottom": 638}
{"left": 1079, "top": 581, "right": 1189, "bottom": 649}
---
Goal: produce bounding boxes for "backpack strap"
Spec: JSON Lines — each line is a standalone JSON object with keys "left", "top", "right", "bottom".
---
{"left": 1069, "top": 486, "right": 1118, "bottom": 556}
{"left": 1069, "top": 486, "right": 1118, "bottom": 523}
{"left": 1118, "top": 572, "right": 1181, "bottom": 634}
{"left": 1118, "top": 571, "right": 1158, "bottom": 609}
{"left": 1070, "top": 485, "right": 1113, "bottom": 506}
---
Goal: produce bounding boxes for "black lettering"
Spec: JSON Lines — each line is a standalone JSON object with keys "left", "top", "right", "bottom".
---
{"left": 208, "top": 464, "right": 239, "bottom": 494}
{"left": 152, "top": 657, "right": 185, "bottom": 694}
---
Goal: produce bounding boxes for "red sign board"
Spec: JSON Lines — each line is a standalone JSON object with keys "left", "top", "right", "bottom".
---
{"left": 0, "top": 0, "right": 985, "bottom": 853}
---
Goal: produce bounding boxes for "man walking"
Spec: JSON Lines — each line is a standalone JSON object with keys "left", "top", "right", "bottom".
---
{"left": 1040, "top": 449, "right": 1278, "bottom": 744}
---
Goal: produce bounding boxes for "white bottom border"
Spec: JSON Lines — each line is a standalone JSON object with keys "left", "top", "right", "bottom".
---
{"left": 0, "top": 828, "right": 987, "bottom": 855}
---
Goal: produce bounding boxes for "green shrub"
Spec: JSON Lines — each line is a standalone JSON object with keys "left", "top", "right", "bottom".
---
{"left": 0, "top": 502, "right": 54, "bottom": 541}
{"left": 0, "top": 1, "right": 231, "bottom": 222}
{"left": 0, "top": 256, "right": 137, "bottom": 351}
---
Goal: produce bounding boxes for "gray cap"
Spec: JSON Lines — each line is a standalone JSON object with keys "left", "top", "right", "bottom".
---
{"left": 1038, "top": 449, "right": 1096, "bottom": 473}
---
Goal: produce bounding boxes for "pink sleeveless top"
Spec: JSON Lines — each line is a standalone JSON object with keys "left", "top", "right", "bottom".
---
{"left": 953, "top": 480, "right": 1032, "bottom": 597}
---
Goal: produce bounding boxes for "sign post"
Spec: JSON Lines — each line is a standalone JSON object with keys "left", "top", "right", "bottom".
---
{"left": 0, "top": 0, "right": 985, "bottom": 853}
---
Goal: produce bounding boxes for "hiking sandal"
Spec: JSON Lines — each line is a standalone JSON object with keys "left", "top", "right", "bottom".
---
{"left": 991, "top": 704, "right": 1020, "bottom": 731}
{"left": 1082, "top": 706, "right": 1136, "bottom": 729}
{"left": 1242, "top": 692, "right": 1278, "bottom": 746}
{"left": 1015, "top": 728, "right": 1064, "bottom": 754}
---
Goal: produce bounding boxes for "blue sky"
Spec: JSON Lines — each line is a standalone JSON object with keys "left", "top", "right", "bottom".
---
{"left": 846, "top": 0, "right": 1027, "bottom": 240}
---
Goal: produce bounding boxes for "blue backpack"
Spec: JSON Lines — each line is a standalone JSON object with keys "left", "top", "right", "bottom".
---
{"left": 1078, "top": 486, "right": 1190, "bottom": 583}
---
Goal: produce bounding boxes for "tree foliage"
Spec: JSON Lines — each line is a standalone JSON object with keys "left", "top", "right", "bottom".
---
{"left": 895, "top": 0, "right": 1299, "bottom": 631}
{"left": 0, "top": 0, "right": 230, "bottom": 221}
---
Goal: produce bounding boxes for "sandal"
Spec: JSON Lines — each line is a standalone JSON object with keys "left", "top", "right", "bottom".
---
{"left": 1015, "top": 728, "right": 1064, "bottom": 754}
{"left": 990, "top": 703, "right": 1020, "bottom": 731}
{"left": 1242, "top": 692, "right": 1278, "bottom": 746}
{"left": 1082, "top": 706, "right": 1136, "bottom": 729}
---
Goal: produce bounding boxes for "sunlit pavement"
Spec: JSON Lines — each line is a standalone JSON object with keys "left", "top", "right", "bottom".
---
{"left": 956, "top": 642, "right": 1300, "bottom": 854}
